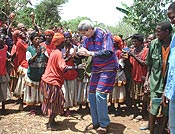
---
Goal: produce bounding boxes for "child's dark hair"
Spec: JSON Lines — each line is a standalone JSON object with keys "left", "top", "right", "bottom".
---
{"left": 168, "top": 2, "right": 175, "bottom": 12}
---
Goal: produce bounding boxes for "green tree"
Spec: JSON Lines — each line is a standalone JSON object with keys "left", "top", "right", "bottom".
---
{"left": 0, "top": 0, "right": 67, "bottom": 29}
{"left": 107, "top": 21, "right": 136, "bottom": 38}
{"left": 16, "top": 7, "right": 33, "bottom": 27}
{"left": 0, "top": 0, "right": 32, "bottom": 25}
{"left": 34, "top": 0, "right": 67, "bottom": 29}
{"left": 61, "top": 16, "right": 91, "bottom": 32}
{"left": 116, "top": 0, "right": 173, "bottom": 36}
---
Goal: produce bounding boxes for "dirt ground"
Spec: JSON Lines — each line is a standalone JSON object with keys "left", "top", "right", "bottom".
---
{"left": 0, "top": 97, "right": 150, "bottom": 134}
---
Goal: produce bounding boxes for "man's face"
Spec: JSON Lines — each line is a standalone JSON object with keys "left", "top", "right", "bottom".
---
{"left": 167, "top": 9, "right": 175, "bottom": 25}
{"left": 79, "top": 28, "right": 93, "bottom": 38}
{"left": 155, "top": 26, "right": 169, "bottom": 40}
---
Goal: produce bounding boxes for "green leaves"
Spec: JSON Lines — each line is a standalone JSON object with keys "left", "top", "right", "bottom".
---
{"left": 61, "top": 17, "right": 91, "bottom": 32}
{"left": 116, "top": 7, "right": 130, "bottom": 15}
{"left": 116, "top": 0, "right": 173, "bottom": 36}
{"left": 1, "top": 0, "right": 67, "bottom": 29}
{"left": 34, "top": 0, "right": 67, "bottom": 29}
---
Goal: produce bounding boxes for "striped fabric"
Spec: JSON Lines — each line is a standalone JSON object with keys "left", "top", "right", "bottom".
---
{"left": 10, "top": 68, "right": 18, "bottom": 78}
{"left": 89, "top": 71, "right": 116, "bottom": 93}
{"left": 40, "top": 80, "right": 65, "bottom": 117}
{"left": 0, "top": 73, "right": 11, "bottom": 101}
{"left": 83, "top": 28, "right": 117, "bottom": 93}
{"left": 14, "top": 66, "right": 27, "bottom": 98}
{"left": 83, "top": 28, "right": 118, "bottom": 73}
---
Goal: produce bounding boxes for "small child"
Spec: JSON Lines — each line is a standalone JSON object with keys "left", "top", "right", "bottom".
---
{"left": 0, "top": 33, "right": 11, "bottom": 113}
{"left": 112, "top": 59, "right": 126, "bottom": 115}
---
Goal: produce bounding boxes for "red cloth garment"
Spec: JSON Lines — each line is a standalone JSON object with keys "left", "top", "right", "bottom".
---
{"left": 115, "top": 49, "right": 122, "bottom": 59}
{"left": 51, "top": 33, "right": 65, "bottom": 46}
{"left": 40, "top": 42, "right": 55, "bottom": 56}
{"left": 0, "top": 21, "right": 2, "bottom": 27}
{"left": 130, "top": 47, "right": 148, "bottom": 82}
{"left": 41, "top": 49, "right": 67, "bottom": 87}
{"left": 16, "top": 38, "right": 28, "bottom": 68}
{"left": 10, "top": 44, "right": 18, "bottom": 71}
{"left": 11, "top": 44, "right": 16, "bottom": 56}
{"left": 0, "top": 45, "right": 8, "bottom": 75}
{"left": 64, "top": 58, "right": 78, "bottom": 80}
{"left": 44, "top": 29, "right": 54, "bottom": 36}
{"left": 12, "top": 30, "right": 20, "bottom": 44}
{"left": 113, "top": 36, "right": 124, "bottom": 50}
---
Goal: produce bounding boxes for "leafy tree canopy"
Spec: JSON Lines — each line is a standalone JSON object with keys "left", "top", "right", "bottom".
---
{"left": 0, "top": 0, "right": 67, "bottom": 29}
{"left": 61, "top": 16, "right": 91, "bottom": 32}
{"left": 116, "top": 0, "right": 173, "bottom": 37}
{"left": 34, "top": 0, "right": 67, "bottom": 29}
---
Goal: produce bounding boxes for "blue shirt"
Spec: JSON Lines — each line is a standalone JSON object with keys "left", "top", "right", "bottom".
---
{"left": 170, "top": 33, "right": 175, "bottom": 49}
{"left": 165, "top": 35, "right": 175, "bottom": 100}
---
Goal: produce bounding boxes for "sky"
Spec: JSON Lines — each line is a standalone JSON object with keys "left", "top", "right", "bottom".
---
{"left": 31, "top": 0, "right": 133, "bottom": 26}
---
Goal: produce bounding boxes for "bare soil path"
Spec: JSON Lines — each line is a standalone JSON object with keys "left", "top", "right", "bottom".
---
{"left": 0, "top": 98, "right": 150, "bottom": 134}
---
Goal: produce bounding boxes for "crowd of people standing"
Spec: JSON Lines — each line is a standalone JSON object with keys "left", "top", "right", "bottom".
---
{"left": 1, "top": 2, "right": 175, "bottom": 134}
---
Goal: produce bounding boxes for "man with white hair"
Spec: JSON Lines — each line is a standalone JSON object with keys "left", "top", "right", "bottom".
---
{"left": 77, "top": 20, "right": 118, "bottom": 134}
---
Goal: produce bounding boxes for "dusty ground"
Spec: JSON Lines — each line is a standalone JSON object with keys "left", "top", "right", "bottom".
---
{"left": 0, "top": 98, "right": 150, "bottom": 134}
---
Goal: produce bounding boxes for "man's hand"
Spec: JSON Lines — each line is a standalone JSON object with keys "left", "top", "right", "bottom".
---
{"left": 77, "top": 63, "right": 86, "bottom": 70}
{"left": 9, "top": 12, "right": 16, "bottom": 22}
{"left": 121, "top": 52, "right": 129, "bottom": 59}
{"left": 162, "top": 93, "right": 169, "bottom": 107}
{"left": 70, "top": 48, "right": 76, "bottom": 57}
{"left": 36, "top": 46, "right": 41, "bottom": 56}
{"left": 128, "top": 50, "right": 134, "bottom": 57}
{"left": 30, "top": 12, "right": 35, "bottom": 20}
{"left": 30, "top": 12, "right": 35, "bottom": 24}
{"left": 78, "top": 47, "right": 92, "bottom": 56}
{"left": 144, "top": 79, "right": 149, "bottom": 93}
